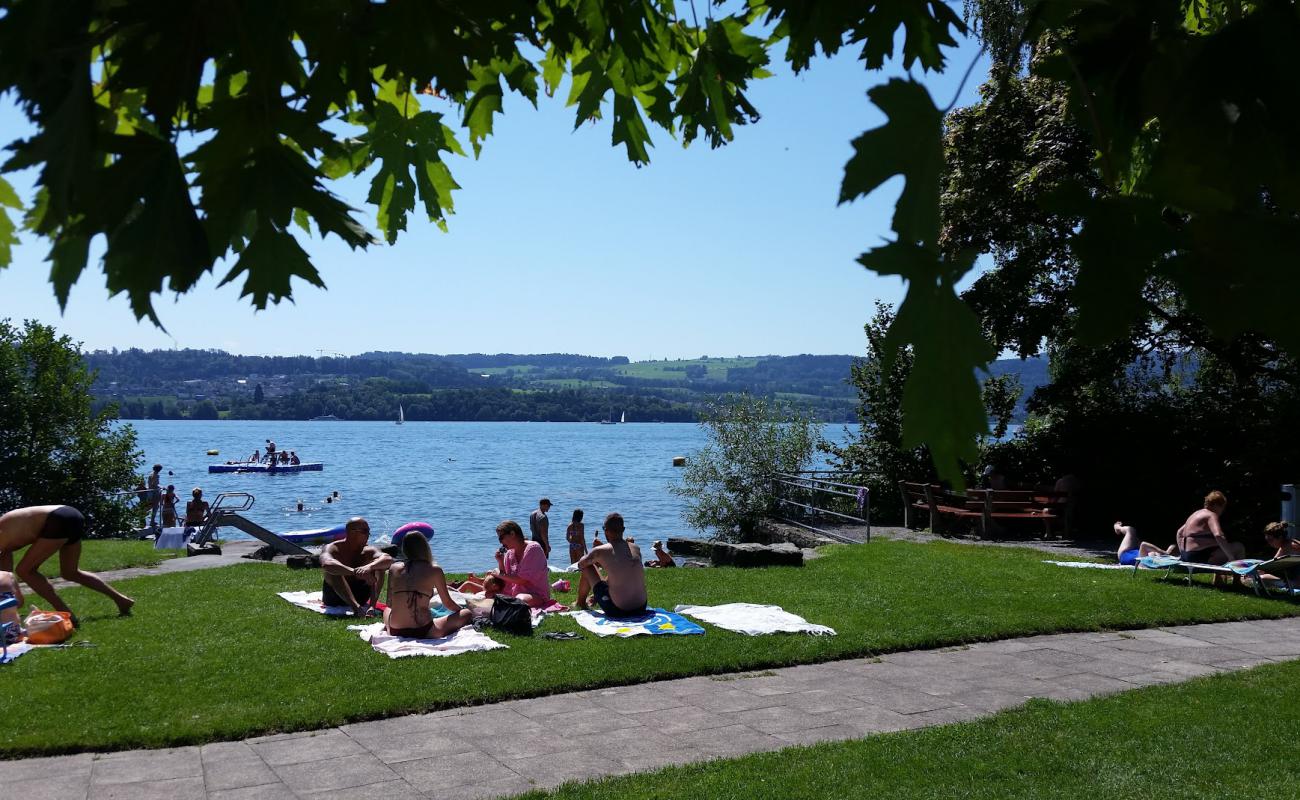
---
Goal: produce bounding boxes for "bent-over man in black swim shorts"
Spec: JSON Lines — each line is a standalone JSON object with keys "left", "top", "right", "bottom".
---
{"left": 0, "top": 505, "right": 135, "bottom": 622}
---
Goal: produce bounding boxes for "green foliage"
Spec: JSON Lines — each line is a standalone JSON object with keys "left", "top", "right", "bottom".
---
{"left": 0, "top": 320, "right": 141, "bottom": 535}
{"left": 4, "top": 540, "right": 1294, "bottom": 755}
{"left": 672, "top": 394, "right": 821, "bottom": 539}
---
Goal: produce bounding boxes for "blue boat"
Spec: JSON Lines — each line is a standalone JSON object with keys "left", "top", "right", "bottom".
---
{"left": 208, "top": 462, "right": 324, "bottom": 474}
{"left": 280, "top": 522, "right": 348, "bottom": 546}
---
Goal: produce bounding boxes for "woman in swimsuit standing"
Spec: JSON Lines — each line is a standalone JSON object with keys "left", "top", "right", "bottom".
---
{"left": 383, "top": 530, "right": 472, "bottom": 639}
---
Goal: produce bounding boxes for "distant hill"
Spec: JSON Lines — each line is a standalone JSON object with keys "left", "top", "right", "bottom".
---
{"left": 84, "top": 348, "right": 1050, "bottom": 423}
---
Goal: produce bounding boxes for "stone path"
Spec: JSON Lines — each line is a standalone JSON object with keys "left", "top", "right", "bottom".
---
{"left": 6, "top": 617, "right": 1300, "bottom": 800}
{"left": 45, "top": 541, "right": 267, "bottom": 591}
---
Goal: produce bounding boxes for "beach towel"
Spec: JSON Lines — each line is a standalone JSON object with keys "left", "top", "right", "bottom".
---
{"left": 1136, "top": 554, "right": 1183, "bottom": 570}
{"left": 570, "top": 608, "right": 704, "bottom": 637}
{"left": 674, "top": 603, "right": 836, "bottom": 636}
{"left": 1, "top": 641, "right": 31, "bottom": 665}
{"left": 348, "top": 622, "right": 507, "bottom": 658}
{"left": 278, "top": 590, "right": 362, "bottom": 616}
{"left": 1042, "top": 560, "right": 1132, "bottom": 570}
{"left": 1225, "top": 559, "right": 1267, "bottom": 575}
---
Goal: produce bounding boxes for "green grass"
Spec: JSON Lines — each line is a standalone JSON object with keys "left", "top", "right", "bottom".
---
{"left": 532, "top": 378, "right": 622, "bottom": 389}
{"left": 1, "top": 539, "right": 1296, "bottom": 756}
{"left": 615, "top": 358, "right": 760, "bottom": 381}
{"left": 10, "top": 539, "right": 180, "bottom": 577}
{"left": 527, "top": 657, "right": 1300, "bottom": 800}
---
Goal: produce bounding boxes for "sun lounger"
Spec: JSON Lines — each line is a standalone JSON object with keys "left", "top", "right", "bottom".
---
{"left": 1225, "top": 556, "right": 1300, "bottom": 597}
{"left": 1135, "top": 554, "right": 1300, "bottom": 596}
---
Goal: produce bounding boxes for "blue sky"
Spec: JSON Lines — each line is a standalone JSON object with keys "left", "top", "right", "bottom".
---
{"left": 0, "top": 32, "right": 989, "bottom": 360}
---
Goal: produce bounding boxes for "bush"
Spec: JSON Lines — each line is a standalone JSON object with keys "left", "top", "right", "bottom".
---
{"left": 0, "top": 320, "right": 141, "bottom": 536}
{"left": 672, "top": 394, "right": 820, "bottom": 541}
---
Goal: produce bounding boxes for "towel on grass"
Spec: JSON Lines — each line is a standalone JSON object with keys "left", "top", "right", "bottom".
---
{"left": 570, "top": 608, "right": 704, "bottom": 637}
{"left": 1, "top": 641, "right": 31, "bottom": 664}
{"left": 674, "top": 603, "right": 836, "bottom": 636}
{"left": 1042, "top": 560, "right": 1132, "bottom": 570}
{"left": 277, "top": 591, "right": 398, "bottom": 618}
{"left": 348, "top": 622, "right": 507, "bottom": 658}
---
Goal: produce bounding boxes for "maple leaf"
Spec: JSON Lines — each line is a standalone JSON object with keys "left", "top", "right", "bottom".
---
{"left": 840, "top": 79, "right": 944, "bottom": 247}
{"left": 0, "top": 176, "right": 19, "bottom": 268}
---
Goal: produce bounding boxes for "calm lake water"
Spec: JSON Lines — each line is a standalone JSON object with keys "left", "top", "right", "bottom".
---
{"left": 126, "top": 420, "right": 853, "bottom": 571}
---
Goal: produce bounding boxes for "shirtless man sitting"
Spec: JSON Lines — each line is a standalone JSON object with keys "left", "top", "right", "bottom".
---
{"left": 320, "top": 517, "right": 392, "bottom": 616}
{"left": 0, "top": 505, "right": 135, "bottom": 622}
{"left": 576, "top": 512, "right": 648, "bottom": 618}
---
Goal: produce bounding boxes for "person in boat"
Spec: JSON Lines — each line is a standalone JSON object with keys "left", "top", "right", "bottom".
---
{"left": 486, "top": 520, "right": 552, "bottom": 608}
{"left": 319, "top": 517, "right": 392, "bottom": 616}
{"left": 265, "top": 440, "right": 276, "bottom": 463}
{"left": 185, "top": 488, "right": 209, "bottom": 529}
{"left": 576, "top": 513, "right": 647, "bottom": 617}
{"left": 161, "top": 485, "right": 179, "bottom": 528}
{"left": 383, "top": 530, "right": 472, "bottom": 639}
{"left": 289, "top": 451, "right": 301, "bottom": 466}
{"left": 248, "top": 449, "right": 260, "bottom": 464}
{"left": 0, "top": 506, "right": 135, "bottom": 622}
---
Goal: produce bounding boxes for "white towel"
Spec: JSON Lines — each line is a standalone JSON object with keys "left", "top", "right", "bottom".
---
{"left": 277, "top": 590, "right": 357, "bottom": 616}
{"left": 1041, "top": 560, "right": 1131, "bottom": 570}
{"left": 1, "top": 641, "right": 31, "bottom": 664}
{"left": 674, "top": 603, "right": 836, "bottom": 636}
{"left": 348, "top": 622, "right": 507, "bottom": 658}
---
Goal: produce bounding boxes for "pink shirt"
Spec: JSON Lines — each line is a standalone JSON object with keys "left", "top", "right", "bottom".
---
{"left": 503, "top": 541, "right": 551, "bottom": 607}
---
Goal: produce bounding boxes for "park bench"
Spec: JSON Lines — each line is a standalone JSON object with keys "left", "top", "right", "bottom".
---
{"left": 898, "top": 482, "right": 1070, "bottom": 536}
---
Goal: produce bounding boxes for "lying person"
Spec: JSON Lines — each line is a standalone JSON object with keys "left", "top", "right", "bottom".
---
{"left": 577, "top": 512, "right": 647, "bottom": 618}
{"left": 644, "top": 540, "right": 676, "bottom": 568}
{"left": 1113, "top": 522, "right": 1176, "bottom": 565}
{"left": 383, "top": 530, "right": 471, "bottom": 639}
{"left": 453, "top": 573, "right": 503, "bottom": 597}
{"left": 319, "top": 517, "right": 392, "bottom": 616}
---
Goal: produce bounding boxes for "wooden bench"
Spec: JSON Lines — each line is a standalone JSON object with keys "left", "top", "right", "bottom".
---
{"left": 899, "top": 482, "right": 1070, "bottom": 536}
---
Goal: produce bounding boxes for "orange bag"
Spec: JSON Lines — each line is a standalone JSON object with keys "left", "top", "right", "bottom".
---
{"left": 23, "top": 608, "right": 73, "bottom": 645}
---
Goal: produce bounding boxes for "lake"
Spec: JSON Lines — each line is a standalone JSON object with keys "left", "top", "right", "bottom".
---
{"left": 127, "top": 420, "right": 854, "bottom": 571}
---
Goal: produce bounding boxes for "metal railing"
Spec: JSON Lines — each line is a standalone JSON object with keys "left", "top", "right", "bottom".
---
{"left": 770, "top": 471, "right": 870, "bottom": 543}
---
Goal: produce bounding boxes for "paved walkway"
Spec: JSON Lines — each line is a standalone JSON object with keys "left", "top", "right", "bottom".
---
{"left": 6, "top": 617, "right": 1300, "bottom": 800}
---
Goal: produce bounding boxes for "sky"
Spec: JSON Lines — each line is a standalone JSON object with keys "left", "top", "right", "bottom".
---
{"left": 0, "top": 27, "right": 990, "bottom": 360}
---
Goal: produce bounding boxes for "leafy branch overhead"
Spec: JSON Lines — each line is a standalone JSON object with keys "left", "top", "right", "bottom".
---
{"left": 3, "top": 1, "right": 1297, "bottom": 485}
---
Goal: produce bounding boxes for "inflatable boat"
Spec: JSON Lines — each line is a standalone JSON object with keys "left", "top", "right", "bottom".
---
{"left": 280, "top": 522, "right": 349, "bottom": 546}
{"left": 208, "top": 462, "right": 324, "bottom": 474}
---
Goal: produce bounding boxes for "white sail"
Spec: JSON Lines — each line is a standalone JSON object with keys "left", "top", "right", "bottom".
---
{"left": 397, "top": 404, "right": 404, "bottom": 425}
{"left": 620, "top": 411, "right": 625, "bottom": 424}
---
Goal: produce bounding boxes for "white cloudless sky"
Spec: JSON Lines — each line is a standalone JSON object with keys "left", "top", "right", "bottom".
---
{"left": 0, "top": 30, "right": 990, "bottom": 359}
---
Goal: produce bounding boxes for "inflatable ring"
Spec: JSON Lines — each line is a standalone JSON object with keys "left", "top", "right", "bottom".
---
{"left": 391, "top": 521, "right": 435, "bottom": 548}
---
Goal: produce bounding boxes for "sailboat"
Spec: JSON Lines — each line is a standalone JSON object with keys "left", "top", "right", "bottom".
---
{"left": 396, "top": 404, "right": 404, "bottom": 425}
{"left": 599, "top": 405, "right": 616, "bottom": 424}
{"left": 620, "top": 411, "right": 626, "bottom": 424}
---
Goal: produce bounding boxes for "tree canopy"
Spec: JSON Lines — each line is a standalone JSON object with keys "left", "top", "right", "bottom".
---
{"left": 1, "top": 0, "right": 1296, "bottom": 483}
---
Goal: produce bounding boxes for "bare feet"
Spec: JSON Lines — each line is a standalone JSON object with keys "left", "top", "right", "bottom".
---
{"left": 116, "top": 597, "right": 135, "bottom": 616}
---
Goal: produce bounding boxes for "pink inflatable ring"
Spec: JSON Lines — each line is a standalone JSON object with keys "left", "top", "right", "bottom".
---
{"left": 391, "top": 521, "right": 435, "bottom": 548}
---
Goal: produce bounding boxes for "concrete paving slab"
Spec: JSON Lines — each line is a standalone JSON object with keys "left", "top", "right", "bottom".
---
{"left": 208, "top": 783, "right": 300, "bottom": 800}
{"left": 89, "top": 775, "right": 206, "bottom": 799}
{"left": 0, "top": 752, "right": 93, "bottom": 783}
{"left": 90, "top": 747, "right": 202, "bottom": 785}
{"left": 272, "top": 752, "right": 399, "bottom": 794}
{"left": 251, "top": 730, "right": 366, "bottom": 767}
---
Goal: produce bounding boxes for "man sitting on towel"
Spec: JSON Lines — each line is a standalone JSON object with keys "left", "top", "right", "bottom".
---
{"left": 576, "top": 512, "right": 647, "bottom": 618}
{"left": 320, "top": 517, "right": 392, "bottom": 616}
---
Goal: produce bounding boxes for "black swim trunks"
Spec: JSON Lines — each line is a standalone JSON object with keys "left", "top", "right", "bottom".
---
{"left": 592, "top": 580, "right": 647, "bottom": 619}
{"left": 321, "top": 576, "right": 372, "bottom": 607}
{"left": 1181, "top": 547, "right": 1223, "bottom": 565}
{"left": 39, "top": 506, "right": 85, "bottom": 544}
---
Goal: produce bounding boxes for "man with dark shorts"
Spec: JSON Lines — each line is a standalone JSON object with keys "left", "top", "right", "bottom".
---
{"left": 529, "top": 498, "right": 552, "bottom": 557}
{"left": 319, "top": 517, "right": 392, "bottom": 615}
{"left": 576, "top": 513, "right": 648, "bottom": 618}
{"left": 0, "top": 505, "right": 135, "bottom": 622}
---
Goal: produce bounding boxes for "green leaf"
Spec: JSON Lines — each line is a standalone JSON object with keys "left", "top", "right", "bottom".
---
{"left": 218, "top": 225, "right": 322, "bottom": 310}
{"left": 611, "top": 94, "right": 652, "bottom": 164}
{"left": 841, "top": 79, "right": 944, "bottom": 247}
{"left": 47, "top": 231, "right": 90, "bottom": 312}
{"left": 859, "top": 242, "right": 993, "bottom": 485}
{"left": 0, "top": 175, "right": 18, "bottom": 267}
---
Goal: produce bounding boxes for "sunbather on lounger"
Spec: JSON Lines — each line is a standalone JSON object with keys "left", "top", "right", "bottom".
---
{"left": 383, "top": 531, "right": 471, "bottom": 639}
{"left": 1176, "top": 491, "right": 1244, "bottom": 585}
{"left": 1114, "top": 522, "right": 1176, "bottom": 565}
{"left": 1259, "top": 522, "right": 1300, "bottom": 583}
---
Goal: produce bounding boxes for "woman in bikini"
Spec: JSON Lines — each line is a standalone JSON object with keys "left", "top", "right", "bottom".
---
{"left": 383, "top": 530, "right": 472, "bottom": 639}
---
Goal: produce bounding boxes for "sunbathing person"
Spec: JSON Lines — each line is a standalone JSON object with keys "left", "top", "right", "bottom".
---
{"left": 1113, "top": 522, "right": 1176, "bottom": 565}
{"left": 1, "top": 569, "right": 24, "bottom": 643}
{"left": 319, "top": 517, "right": 392, "bottom": 616}
{"left": 454, "top": 573, "right": 504, "bottom": 596}
{"left": 1176, "top": 491, "right": 1244, "bottom": 565}
{"left": 577, "top": 513, "right": 648, "bottom": 617}
{"left": 486, "top": 520, "right": 553, "bottom": 608}
{"left": 644, "top": 540, "right": 676, "bottom": 568}
{"left": 383, "top": 531, "right": 471, "bottom": 639}
{"left": 0, "top": 505, "right": 135, "bottom": 621}
{"left": 1258, "top": 522, "right": 1300, "bottom": 584}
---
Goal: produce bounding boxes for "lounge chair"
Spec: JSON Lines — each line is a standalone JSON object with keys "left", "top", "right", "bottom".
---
{"left": 1136, "top": 553, "right": 1300, "bottom": 597}
{"left": 1226, "top": 556, "right": 1300, "bottom": 598}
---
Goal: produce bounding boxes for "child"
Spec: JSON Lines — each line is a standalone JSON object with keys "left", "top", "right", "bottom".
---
{"left": 566, "top": 509, "right": 587, "bottom": 567}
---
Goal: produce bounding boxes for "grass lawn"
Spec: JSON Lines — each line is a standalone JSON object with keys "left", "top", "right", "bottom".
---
{"left": 9, "top": 539, "right": 180, "bottom": 577}
{"left": 525, "top": 657, "right": 1300, "bottom": 799}
{"left": 1, "top": 539, "right": 1296, "bottom": 756}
